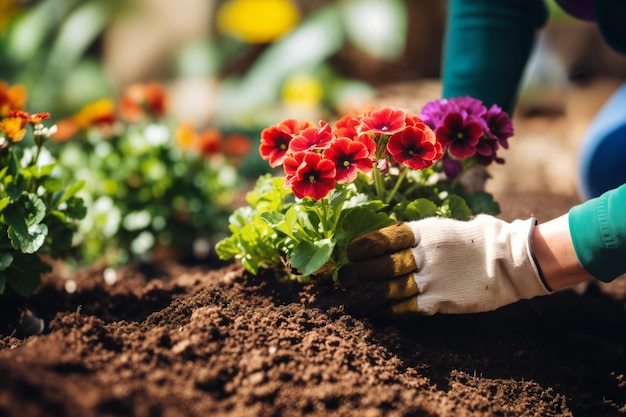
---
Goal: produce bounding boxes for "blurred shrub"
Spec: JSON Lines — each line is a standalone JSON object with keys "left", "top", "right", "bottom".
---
{"left": 51, "top": 83, "right": 256, "bottom": 266}
{"left": 0, "top": 80, "right": 86, "bottom": 301}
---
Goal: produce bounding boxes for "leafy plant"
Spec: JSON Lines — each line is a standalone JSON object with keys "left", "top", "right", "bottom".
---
{"left": 0, "top": 82, "right": 86, "bottom": 301}
{"left": 50, "top": 83, "right": 255, "bottom": 266}
{"left": 216, "top": 97, "right": 510, "bottom": 282}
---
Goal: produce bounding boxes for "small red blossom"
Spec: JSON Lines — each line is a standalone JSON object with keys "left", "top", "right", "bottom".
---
{"left": 198, "top": 128, "right": 222, "bottom": 156}
{"left": 259, "top": 118, "right": 312, "bottom": 168}
{"left": 288, "top": 121, "right": 333, "bottom": 153}
{"left": 387, "top": 125, "right": 442, "bottom": 170}
{"left": 29, "top": 112, "right": 51, "bottom": 124}
{"left": 119, "top": 82, "right": 168, "bottom": 122}
{"left": 360, "top": 106, "right": 408, "bottom": 135}
{"left": 284, "top": 151, "right": 336, "bottom": 200}
{"left": 222, "top": 133, "right": 253, "bottom": 158}
{"left": 323, "top": 137, "right": 373, "bottom": 183}
{"left": 7, "top": 110, "right": 30, "bottom": 120}
{"left": 404, "top": 114, "right": 427, "bottom": 128}
{"left": 435, "top": 113, "right": 482, "bottom": 159}
{"left": 333, "top": 114, "right": 361, "bottom": 139}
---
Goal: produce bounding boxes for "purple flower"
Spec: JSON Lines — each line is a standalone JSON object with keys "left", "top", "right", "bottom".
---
{"left": 482, "top": 104, "right": 514, "bottom": 149}
{"left": 435, "top": 113, "right": 483, "bottom": 159}
{"left": 419, "top": 99, "right": 452, "bottom": 130}
{"left": 442, "top": 155, "right": 463, "bottom": 179}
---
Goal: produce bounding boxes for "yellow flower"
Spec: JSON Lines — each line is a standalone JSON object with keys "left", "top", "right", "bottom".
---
{"left": 0, "top": 116, "right": 27, "bottom": 142}
{"left": 72, "top": 98, "right": 116, "bottom": 129}
{"left": 216, "top": 0, "right": 300, "bottom": 44}
{"left": 281, "top": 73, "right": 323, "bottom": 109}
{"left": 175, "top": 122, "right": 197, "bottom": 150}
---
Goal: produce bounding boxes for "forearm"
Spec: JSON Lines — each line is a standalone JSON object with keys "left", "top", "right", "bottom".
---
{"left": 532, "top": 214, "right": 594, "bottom": 290}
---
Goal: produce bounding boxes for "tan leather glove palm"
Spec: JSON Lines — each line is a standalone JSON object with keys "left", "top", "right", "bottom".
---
{"left": 339, "top": 215, "right": 551, "bottom": 316}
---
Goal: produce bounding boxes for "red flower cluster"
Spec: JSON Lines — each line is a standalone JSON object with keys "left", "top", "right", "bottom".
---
{"left": 259, "top": 106, "right": 443, "bottom": 200}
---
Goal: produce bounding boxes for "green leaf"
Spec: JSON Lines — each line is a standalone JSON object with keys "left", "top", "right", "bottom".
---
{"left": 338, "top": 206, "right": 395, "bottom": 241}
{"left": 465, "top": 191, "right": 501, "bottom": 216}
{"left": 0, "top": 271, "right": 5, "bottom": 294}
{"left": 440, "top": 195, "right": 472, "bottom": 221}
{"left": 63, "top": 197, "right": 87, "bottom": 220}
{"left": 0, "top": 252, "right": 13, "bottom": 271}
{"left": 26, "top": 163, "right": 55, "bottom": 180}
{"left": 0, "top": 197, "right": 10, "bottom": 213}
{"left": 58, "top": 180, "right": 85, "bottom": 204}
{"left": 4, "top": 193, "right": 46, "bottom": 236}
{"left": 4, "top": 252, "right": 51, "bottom": 297}
{"left": 290, "top": 238, "right": 334, "bottom": 277}
{"left": 260, "top": 211, "right": 295, "bottom": 239}
{"left": 395, "top": 198, "right": 438, "bottom": 221}
{"left": 42, "top": 176, "right": 64, "bottom": 193}
{"left": 8, "top": 223, "right": 48, "bottom": 254}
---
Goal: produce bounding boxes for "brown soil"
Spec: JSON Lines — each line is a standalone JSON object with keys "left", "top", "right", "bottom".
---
{"left": 1, "top": 189, "right": 625, "bottom": 417}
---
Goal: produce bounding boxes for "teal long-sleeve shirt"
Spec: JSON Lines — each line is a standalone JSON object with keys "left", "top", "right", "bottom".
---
{"left": 570, "top": 183, "right": 626, "bottom": 282}
{"left": 442, "top": 0, "right": 626, "bottom": 281}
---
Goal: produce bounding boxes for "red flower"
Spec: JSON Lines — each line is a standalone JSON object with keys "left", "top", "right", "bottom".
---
{"left": 405, "top": 114, "right": 427, "bottom": 128}
{"left": 260, "top": 118, "right": 312, "bottom": 168}
{"left": 198, "top": 128, "right": 222, "bottom": 156}
{"left": 333, "top": 114, "right": 361, "bottom": 139}
{"left": 284, "top": 151, "right": 336, "bottom": 200}
{"left": 288, "top": 121, "right": 333, "bottom": 153}
{"left": 119, "top": 82, "right": 168, "bottom": 122}
{"left": 435, "top": 113, "right": 483, "bottom": 159}
{"left": 360, "top": 106, "right": 408, "bottom": 135}
{"left": 29, "top": 112, "right": 51, "bottom": 124}
{"left": 387, "top": 124, "right": 442, "bottom": 170}
{"left": 354, "top": 132, "right": 376, "bottom": 159}
{"left": 323, "top": 137, "right": 373, "bottom": 183}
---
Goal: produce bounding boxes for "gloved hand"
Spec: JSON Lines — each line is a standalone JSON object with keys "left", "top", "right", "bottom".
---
{"left": 338, "top": 215, "right": 551, "bottom": 316}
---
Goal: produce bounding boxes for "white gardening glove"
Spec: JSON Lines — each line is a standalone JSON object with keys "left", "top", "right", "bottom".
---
{"left": 338, "top": 215, "right": 551, "bottom": 316}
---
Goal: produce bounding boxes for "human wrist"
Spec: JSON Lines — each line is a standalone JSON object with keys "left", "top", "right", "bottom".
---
{"left": 532, "top": 214, "right": 594, "bottom": 290}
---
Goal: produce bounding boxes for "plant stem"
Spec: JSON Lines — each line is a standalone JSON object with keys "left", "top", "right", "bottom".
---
{"left": 319, "top": 197, "right": 329, "bottom": 238}
{"left": 385, "top": 166, "right": 408, "bottom": 205}
{"left": 373, "top": 168, "right": 385, "bottom": 201}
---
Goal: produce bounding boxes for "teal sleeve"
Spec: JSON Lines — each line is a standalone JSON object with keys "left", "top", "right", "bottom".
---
{"left": 569, "top": 183, "right": 626, "bottom": 282}
{"left": 442, "top": 0, "right": 549, "bottom": 114}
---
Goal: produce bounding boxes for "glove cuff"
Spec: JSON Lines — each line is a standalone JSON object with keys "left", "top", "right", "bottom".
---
{"left": 527, "top": 218, "right": 553, "bottom": 292}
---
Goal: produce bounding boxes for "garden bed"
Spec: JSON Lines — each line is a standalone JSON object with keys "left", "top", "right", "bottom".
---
{"left": 1, "top": 191, "right": 625, "bottom": 417}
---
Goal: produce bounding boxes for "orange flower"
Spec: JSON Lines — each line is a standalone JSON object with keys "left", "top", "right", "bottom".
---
{"left": 0, "top": 116, "right": 28, "bottom": 142}
{"left": 72, "top": 98, "right": 116, "bottom": 129}
{"left": 51, "top": 100, "right": 114, "bottom": 141}
{"left": 222, "top": 133, "right": 252, "bottom": 158}
{"left": 198, "top": 128, "right": 222, "bottom": 156}
{"left": 30, "top": 112, "right": 51, "bottom": 124}
{"left": 119, "top": 83, "right": 168, "bottom": 122}
{"left": 51, "top": 118, "right": 80, "bottom": 142}
{"left": 175, "top": 122, "right": 197, "bottom": 150}
{"left": 0, "top": 81, "right": 27, "bottom": 116}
